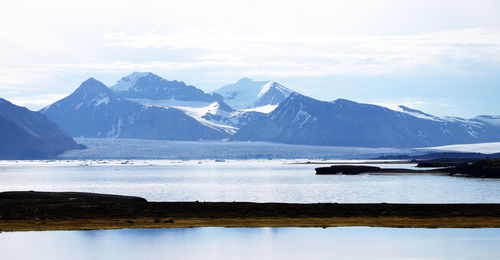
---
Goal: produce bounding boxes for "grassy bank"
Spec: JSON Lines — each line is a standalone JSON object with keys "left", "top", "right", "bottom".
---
{"left": 1, "top": 191, "right": 499, "bottom": 231}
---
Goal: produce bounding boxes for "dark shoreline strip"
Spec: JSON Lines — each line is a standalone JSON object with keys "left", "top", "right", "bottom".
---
{"left": 1, "top": 191, "right": 499, "bottom": 231}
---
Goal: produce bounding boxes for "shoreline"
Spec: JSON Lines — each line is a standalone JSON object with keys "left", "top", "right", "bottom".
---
{"left": 1, "top": 191, "right": 499, "bottom": 231}
{"left": 287, "top": 160, "right": 413, "bottom": 165}
{"left": 3, "top": 217, "right": 499, "bottom": 232}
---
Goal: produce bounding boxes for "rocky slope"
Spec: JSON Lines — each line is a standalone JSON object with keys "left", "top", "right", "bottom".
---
{"left": 0, "top": 98, "right": 80, "bottom": 159}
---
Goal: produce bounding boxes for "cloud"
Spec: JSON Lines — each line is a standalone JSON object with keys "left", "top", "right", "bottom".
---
{"left": 5, "top": 94, "right": 68, "bottom": 110}
{"left": 103, "top": 28, "right": 500, "bottom": 77}
{"left": 6, "top": 28, "right": 494, "bottom": 87}
{"left": 439, "top": 103, "right": 459, "bottom": 108}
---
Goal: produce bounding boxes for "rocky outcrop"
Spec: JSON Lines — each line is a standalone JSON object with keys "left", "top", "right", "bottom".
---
{"left": 450, "top": 159, "right": 500, "bottom": 178}
{"left": 316, "top": 165, "right": 383, "bottom": 175}
{"left": 317, "top": 159, "right": 500, "bottom": 178}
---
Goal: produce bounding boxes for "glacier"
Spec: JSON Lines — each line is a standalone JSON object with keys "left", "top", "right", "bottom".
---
{"left": 58, "top": 138, "right": 421, "bottom": 160}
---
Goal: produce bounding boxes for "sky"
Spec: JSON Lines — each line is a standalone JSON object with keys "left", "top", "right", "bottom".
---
{"left": 1, "top": 0, "right": 499, "bottom": 117}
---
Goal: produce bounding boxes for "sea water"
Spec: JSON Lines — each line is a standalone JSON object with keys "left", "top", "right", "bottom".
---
{"left": 0, "top": 160, "right": 498, "bottom": 203}
{"left": 0, "top": 227, "right": 498, "bottom": 260}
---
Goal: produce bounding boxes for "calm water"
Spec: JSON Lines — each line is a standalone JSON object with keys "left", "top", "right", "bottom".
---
{"left": 0, "top": 160, "right": 498, "bottom": 203}
{"left": 1, "top": 160, "right": 499, "bottom": 259}
{"left": 1, "top": 227, "right": 499, "bottom": 260}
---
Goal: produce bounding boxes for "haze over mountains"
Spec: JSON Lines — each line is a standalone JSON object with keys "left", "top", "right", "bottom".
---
{"left": 31, "top": 72, "right": 500, "bottom": 148}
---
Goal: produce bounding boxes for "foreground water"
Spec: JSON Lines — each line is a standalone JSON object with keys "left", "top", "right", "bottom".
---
{"left": 1, "top": 227, "right": 498, "bottom": 260}
{"left": 1, "top": 160, "right": 498, "bottom": 259}
{"left": 0, "top": 160, "right": 498, "bottom": 202}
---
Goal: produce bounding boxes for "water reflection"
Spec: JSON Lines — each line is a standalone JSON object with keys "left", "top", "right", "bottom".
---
{"left": 1, "top": 227, "right": 499, "bottom": 260}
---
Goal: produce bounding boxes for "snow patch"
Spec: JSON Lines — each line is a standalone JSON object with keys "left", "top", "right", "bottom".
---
{"left": 293, "top": 109, "right": 312, "bottom": 129}
{"left": 173, "top": 102, "right": 238, "bottom": 134}
{"left": 421, "top": 142, "right": 500, "bottom": 154}
{"left": 386, "top": 105, "right": 442, "bottom": 121}
{"left": 75, "top": 102, "right": 84, "bottom": 110}
{"left": 93, "top": 96, "right": 110, "bottom": 107}
{"left": 107, "top": 118, "right": 124, "bottom": 137}
{"left": 257, "top": 81, "right": 274, "bottom": 98}
{"left": 241, "top": 104, "right": 278, "bottom": 114}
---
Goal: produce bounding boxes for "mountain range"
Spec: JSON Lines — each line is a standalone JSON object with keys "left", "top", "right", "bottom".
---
{"left": 234, "top": 93, "right": 500, "bottom": 147}
{"left": 41, "top": 78, "right": 227, "bottom": 140}
{"left": 37, "top": 72, "right": 500, "bottom": 148}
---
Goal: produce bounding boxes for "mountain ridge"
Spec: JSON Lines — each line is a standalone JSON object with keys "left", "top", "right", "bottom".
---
{"left": 110, "top": 72, "right": 219, "bottom": 103}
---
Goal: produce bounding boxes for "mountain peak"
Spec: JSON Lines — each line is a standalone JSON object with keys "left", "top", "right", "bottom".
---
{"left": 82, "top": 77, "right": 100, "bottom": 85}
{"left": 259, "top": 81, "right": 293, "bottom": 97}
{"left": 130, "top": 71, "right": 154, "bottom": 77}
{"left": 109, "top": 72, "right": 217, "bottom": 103}
{"left": 235, "top": 77, "right": 254, "bottom": 83}
{"left": 74, "top": 78, "right": 110, "bottom": 96}
{"left": 111, "top": 72, "right": 165, "bottom": 92}
{"left": 213, "top": 79, "right": 295, "bottom": 109}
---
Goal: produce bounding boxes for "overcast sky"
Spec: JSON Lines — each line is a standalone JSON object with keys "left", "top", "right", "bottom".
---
{"left": 1, "top": 0, "right": 499, "bottom": 117}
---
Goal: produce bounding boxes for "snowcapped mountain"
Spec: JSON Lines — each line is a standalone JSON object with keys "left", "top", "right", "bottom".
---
{"left": 234, "top": 93, "right": 500, "bottom": 148}
{"left": 211, "top": 78, "right": 295, "bottom": 109}
{"left": 41, "top": 78, "right": 228, "bottom": 140}
{"left": 110, "top": 72, "right": 220, "bottom": 106}
{"left": 109, "top": 72, "right": 247, "bottom": 133}
{"left": 109, "top": 73, "right": 282, "bottom": 132}
{"left": 37, "top": 74, "right": 500, "bottom": 148}
{"left": 0, "top": 98, "right": 80, "bottom": 159}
